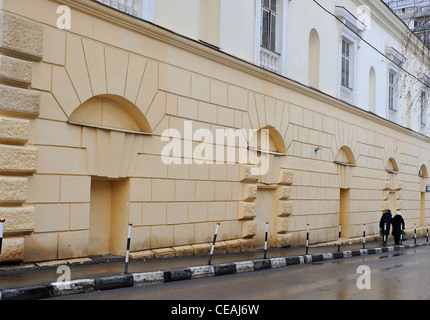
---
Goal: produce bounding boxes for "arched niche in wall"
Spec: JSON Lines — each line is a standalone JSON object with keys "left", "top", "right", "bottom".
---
{"left": 67, "top": 95, "right": 153, "bottom": 256}
{"left": 419, "top": 164, "right": 428, "bottom": 226}
{"left": 68, "top": 95, "right": 153, "bottom": 179}
{"left": 386, "top": 157, "right": 399, "bottom": 174}
{"left": 68, "top": 94, "right": 152, "bottom": 134}
{"left": 249, "top": 126, "right": 287, "bottom": 154}
{"left": 248, "top": 126, "right": 288, "bottom": 249}
{"left": 334, "top": 146, "right": 356, "bottom": 238}
{"left": 248, "top": 126, "right": 287, "bottom": 185}
{"left": 369, "top": 67, "right": 376, "bottom": 113}
{"left": 419, "top": 164, "right": 428, "bottom": 178}
{"left": 334, "top": 146, "right": 356, "bottom": 167}
{"left": 308, "top": 28, "right": 320, "bottom": 89}
{"left": 384, "top": 157, "right": 401, "bottom": 214}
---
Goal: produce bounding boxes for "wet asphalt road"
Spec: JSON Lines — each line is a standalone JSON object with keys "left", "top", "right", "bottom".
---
{"left": 49, "top": 245, "right": 430, "bottom": 301}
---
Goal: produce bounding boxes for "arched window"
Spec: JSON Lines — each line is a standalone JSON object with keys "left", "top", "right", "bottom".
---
{"left": 308, "top": 29, "right": 320, "bottom": 89}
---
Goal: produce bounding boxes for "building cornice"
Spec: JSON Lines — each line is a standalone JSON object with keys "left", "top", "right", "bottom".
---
{"left": 53, "top": 0, "right": 430, "bottom": 143}
{"left": 353, "top": 0, "right": 430, "bottom": 60}
{"left": 351, "top": 0, "right": 406, "bottom": 40}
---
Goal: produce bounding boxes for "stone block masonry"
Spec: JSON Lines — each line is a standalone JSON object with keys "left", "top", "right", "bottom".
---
{"left": 0, "top": 12, "right": 43, "bottom": 262}
{"left": 3, "top": 0, "right": 430, "bottom": 264}
{"left": 0, "top": 12, "right": 43, "bottom": 61}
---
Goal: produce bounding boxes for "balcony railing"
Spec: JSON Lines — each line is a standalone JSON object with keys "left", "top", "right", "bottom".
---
{"left": 340, "top": 85, "right": 354, "bottom": 105}
{"left": 260, "top": 47, "right": 280, "bottom": 74}
{"left": 95, "top": 0, "right": 142, "bottom": 18}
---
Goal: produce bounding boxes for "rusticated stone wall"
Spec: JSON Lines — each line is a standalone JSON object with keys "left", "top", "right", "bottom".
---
{"left": 1, "top": 0, "right": 430, "bottom": 264}
{"left": 0, "top": 12, "right": 43, "bottom": 261}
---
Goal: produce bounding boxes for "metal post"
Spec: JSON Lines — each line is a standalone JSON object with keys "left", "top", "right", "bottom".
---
{"left": 400, "top": 222, "right": 403, "bottom": 246}
{"left": 383, "top": 223, "right": 387, "bottom": 247}
{"left": 338, "top": 224, "right": 341, "bottom": 252}
{"left": 264, "top": 222, "right": 269, "bottom": 259}
{"left": 208, "top": 222, "right": 220, "bottom": 265}
{"left": 414, "top": 223, "right": 417, "bottom": 245}
{"left": 0, "top": 218, "right": 4, "bottom": 262}
{"left": 124, "top": 222, "right": 132, "bottom": 274}
{"left": 363, "top": 224, "right": 366, "bottom": 249}
{"left": 427, "top": 223, "right": 429, "bottom": 243}
{"left": 306, "top": 224, "right": 310, "bottom": 255}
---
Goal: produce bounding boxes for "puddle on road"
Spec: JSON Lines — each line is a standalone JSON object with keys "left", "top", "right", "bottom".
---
{"left": 380, "top": 264, "right": 404, "bottom": 272}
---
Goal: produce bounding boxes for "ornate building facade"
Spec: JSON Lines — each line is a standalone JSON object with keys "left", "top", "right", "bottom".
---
{"left": 0, "top": 0, "right": 429, "bottom": 263}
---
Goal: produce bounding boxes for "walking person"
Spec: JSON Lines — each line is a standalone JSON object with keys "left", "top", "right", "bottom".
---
{"left": 380, "top": 209, "right": 393, "bottom": 245}
{"left": 392, "top": 211, "right": 405, "bottom": 245}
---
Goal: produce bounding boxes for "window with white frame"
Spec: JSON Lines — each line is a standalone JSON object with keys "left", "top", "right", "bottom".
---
{"left": 385, "top": 47, "right": 405, "bottom": 123}
{"left": 341, "top": 39, "right": 351, "bottom": 88}
{"left": 388, "top": 69, "right": 397, "bottom": 112}
{"left": 257, "top": 0, "right": 286, "bottom": 75}
{"left": 261, "top": 0, "right": 277, "bottom": 52}
{"left": 338, "top": 35, "right": 356, "bottom": 105}
{"left": 421, "top": 90, "right": 427, "bottom": 126}
{"left": 335, "top": 6, "right": 367, "bottom": 106}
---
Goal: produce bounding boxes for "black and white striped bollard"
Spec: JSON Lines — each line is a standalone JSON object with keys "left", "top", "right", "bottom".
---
{"left": 208, "top": 222, "right": 220, "bottom": 265}
{"left": 400, "top": 222, "right": 403, "bottom": 245}
{"left": 383, "top": 223, "right": 387, "bottom": 247}
{"left": 363, "top": 224, "right": 366, "bottom": 249}
{"left": 0, "top": 218, "right": 4, "bottom": 261}
{"left": 337, "top": 224, "right": 341, "bottom": 252}
{"left": 427, "top": 223, "right": 429, "bottom": 243}
{"left": 306, "top": 224, "right": 310, "bottom": 255}
{"left": 414, "top": 223, "right": 417, "bottom": 245}
{"left": 124, "top": 222, "right": 132, "bottom": 274}
{"left": 264, "top": 222, "right": 269, "bottom": 259}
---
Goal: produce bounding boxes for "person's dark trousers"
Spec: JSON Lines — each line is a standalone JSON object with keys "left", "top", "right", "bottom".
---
{"left": 394, "top": 235, "right": 400, "bottom": 245}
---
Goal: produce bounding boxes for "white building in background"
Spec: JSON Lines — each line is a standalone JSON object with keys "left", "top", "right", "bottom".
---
{"left": 384, "top": 0, "right": 430, "bottom": 48}
{"left": 99, "top": 0, "right": 430, "bottom": 136}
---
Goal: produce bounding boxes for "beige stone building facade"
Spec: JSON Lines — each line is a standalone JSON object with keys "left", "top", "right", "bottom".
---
{"left": 0, "top": 0, "right": 429, "bottom": 263}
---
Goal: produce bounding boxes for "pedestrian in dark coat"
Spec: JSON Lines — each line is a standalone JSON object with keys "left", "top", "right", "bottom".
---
{"left": 380, "top": 210, "right": 393, "bottom": 244}
{"left": 392, "top": 211, "right": 405, "bottom": 245}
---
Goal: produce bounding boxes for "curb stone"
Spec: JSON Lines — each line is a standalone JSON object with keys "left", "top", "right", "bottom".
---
{"left": 0, "top": 242, "right": 428, "bottom": 300}
{"left": 51, "top": 279, "right": 95, "bottom": 296}
{"left": 253, "top": 259, "right": 271, "bottom": 271}
{"left": 94, "top": 274, "right": 134, "bottom": 291}
{"left": 0, "top": 284, "right": 52, "bottom": 300}
{"left": 214, "top": 263, "right": 236, "bottom": 276}
{"left": 164, "top": 268, "right": 192, "bottom": 282}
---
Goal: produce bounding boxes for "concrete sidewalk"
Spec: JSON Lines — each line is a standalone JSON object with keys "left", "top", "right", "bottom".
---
{"left": 0, "top": 237, "right": 428, "bottom": 300}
